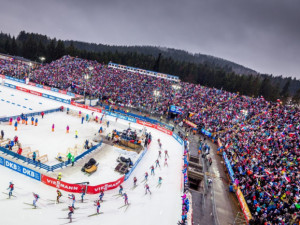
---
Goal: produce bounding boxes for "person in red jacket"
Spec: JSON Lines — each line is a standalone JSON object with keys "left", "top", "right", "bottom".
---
{"left": 41, "top": 111, "right": 45, "bottom": 119}
{"left": 17, "top": 147, "right": 22, "bottom": 155}
{"left": 52, "top": 124, "right": 55, "bottom": 132}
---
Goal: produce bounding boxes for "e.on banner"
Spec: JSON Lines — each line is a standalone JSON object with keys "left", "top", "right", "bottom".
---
{"left": 87, "top": 176, "right": 125, "bottom": 194}
{"left": 236, "top": 187, "right": 252, "bottom": 223}
{"left": 41, "top": 175, "right": 83, "bottom": 193}
{"left": 16, "top": 86, "right": 29, "bottom": 93}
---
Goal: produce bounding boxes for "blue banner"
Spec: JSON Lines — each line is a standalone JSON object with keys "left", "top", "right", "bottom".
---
{"left": 42, "top": 93, "right": 70, "bottom": 104}
{"left": 4, "top": 83, "right": 16, "bottom": 89}
{"left": 0, "top": 156, "right": 41, "bottom": 181}
{"left": 67, "top": 92, "right": 75, "bottom": 97}
{"left": 125, "top": 147, "right": 148, "bottom": 180}
{"left": 5, "top": 76, "right": 25, "bottom": 84}
{"left": 201, "top": 128, "right": 212, "bottom": 137}
{"left": 223, "top": 152, "right": 235, "bottom": 183}
{"left": 36, "top": 84, "right": 44, "bottom": 88}
{"left": 103, "top": 110, "right": 137, "bottom": 123}
{"left": 51, "top": 87, "right": 59, "bottom": 92}
{"left": 170, "top": 105, "right": 183, "bottom": 114}
{"left": 172, "top": 133, "right": 183, "bottom": 145}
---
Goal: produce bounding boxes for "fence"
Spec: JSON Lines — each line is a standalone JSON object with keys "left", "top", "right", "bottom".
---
{"left": 0, "top": 140, "right": 103, "bottom": 172}
{"left": 0, "top": 107, "right": 62, "bottom": 122}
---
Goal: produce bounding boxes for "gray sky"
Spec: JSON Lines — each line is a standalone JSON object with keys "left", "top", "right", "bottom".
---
{"left": 0, "top": 0, "right": 300, "bottom": 78}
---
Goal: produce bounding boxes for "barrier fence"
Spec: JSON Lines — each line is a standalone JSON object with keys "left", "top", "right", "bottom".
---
{"left": 0, "top": 107, "right": 62, "bottom": 122}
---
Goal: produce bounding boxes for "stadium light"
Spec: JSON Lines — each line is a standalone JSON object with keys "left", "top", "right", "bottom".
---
{"left": 39, "top": 57, "right": 45, "bottom": 65}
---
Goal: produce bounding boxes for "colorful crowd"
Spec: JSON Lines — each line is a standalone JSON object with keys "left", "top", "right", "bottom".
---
{"left": 0, "top": 55, "right": 299, "bottom": 224}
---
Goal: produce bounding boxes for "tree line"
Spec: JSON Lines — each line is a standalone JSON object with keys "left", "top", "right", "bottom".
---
{"left": 0, "top": 31, "right": 299, "bottom": 103}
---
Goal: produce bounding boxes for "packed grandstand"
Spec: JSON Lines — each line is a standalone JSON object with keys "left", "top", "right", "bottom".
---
{"left": 0, "top": 55, "right": 299, "bottom": 224}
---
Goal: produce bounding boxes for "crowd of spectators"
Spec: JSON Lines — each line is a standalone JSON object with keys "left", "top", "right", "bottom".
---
{"left": 0, "top": 55, "right": 299, "bottom": 224}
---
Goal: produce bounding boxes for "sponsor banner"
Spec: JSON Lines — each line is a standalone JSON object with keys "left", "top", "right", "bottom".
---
{"left": 28, "top": 82, "right": 36, "bottom": 86}
{"left": 236, "top": 187, "right": 253, "bottom": 223}
{"left": 0, "top": 74, "right": 6, "bottom": 79}
{"left": 136, "top": 120, "right": 155, "bottom": 128}
{"left": 201, "top": 128, "right": 212, "bottom": 137}
{"left": 36, "top": 84, "right": 44, "bottom": 88}
{"left": 28, "top": 89, "right": 42, "bottom": 96}
{"left": 41, "top": 175, "right": 83, "bottom": 193}
{"left": 59, "top": 90, "right": 67, "bottom": 94}
{"left": 125, "top": 147, "right": 148, "bottom": 180}
{"left": 16, "top": 86, "right": 29, "bottom": 93}
{"left": 5, "top": 76, "right": 25, "bottom": 84}
{"left": 169, "top": 105, "right": 183, "bottom": 114}
{"left": 172, "top": 133, "right": 184, "bottom": 145}
{"left": 4, "top": 83, "right": 16, "bottom": 89}
{"left": 63, "top": 99, "right": 71, "bottom": 104}
{"left": 0, "top": 157, "right": 41, "bottom": 181}
{"left": 43, "top": 86, "right": 51, "bottom": 90}
{"left": 87, "top": 106, "right": 102, "bottom": 113}
{"left": 67, "top": 92, "right": 75, "bottom": 97}
{"left": 183, "top": 119, "right": 198, "bottom": 128}
{"left": 222, "top": 152, "right": 235, "bottom": 183}
{"left": 51, "top": 87, "right": 59, "bottom": 92}
{"left": 155, "top": 125, "right": 173, "bottom": 135}
{"left": 71, "top": 101, "right": 87, "bottom": 109}
{"left": 87, "top": 176, "right": 125, "bottom": 194}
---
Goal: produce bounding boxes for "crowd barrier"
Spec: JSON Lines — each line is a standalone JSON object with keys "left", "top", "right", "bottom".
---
{"left": 2, "top": 80, "right": 71, "bottom": 104}
{"left": 0, "top": 74, "right": 80, "bottom": 98}
{"left": 0, "top": 154, "right": 41, "bottom": 181}
{"left": 0, "top": 107, "right": 62, "bottom": 122}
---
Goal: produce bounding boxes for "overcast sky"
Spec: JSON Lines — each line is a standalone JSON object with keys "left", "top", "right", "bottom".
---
{"left": 0, "top": 0, "right": 299, "bottom": 78}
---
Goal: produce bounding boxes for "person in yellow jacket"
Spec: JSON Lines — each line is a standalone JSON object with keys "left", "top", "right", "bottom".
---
{"left": 57, "top": 172, "right": 62, "bottom": 181}
{"left": 75, "top": 130, "right": 78, "bottom": 138}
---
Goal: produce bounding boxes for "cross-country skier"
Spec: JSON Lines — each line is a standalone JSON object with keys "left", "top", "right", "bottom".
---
{"left": 7, "top": 182, "right": 14, "bottom": 198}
{"left": 35, "top": 118, "right": 38, "bottom": 126}
{"left": 159, "top": 142, "right": 162, "bottom": 149}
{"left": 94, "top": 199, "right": 101, "bottom": 214}
{"left": 33, "top": 193, "right": 39, "bottom": 208}
{"left": 119, "top": 185, "right": 123, "bottom": 195}
{"left": 145, "top": 184, "right": 151, "bottom": 195}
{"left": 57, "top": 190, "right": 62, "bottom": 203}
{"left": 68, "top": 205, "right": 74, "bottom": 223}
{"left": 81, "top": 187, "right": 85, "bottom": 202}
{"left": 155, "top": 159, "right": 160, "bottom": 168}
{"left": 31, "top": 117, "right": 34, "bottom": 125}
{"left": 158, "top": 177, "right": 163, "bottom": 186}
{"left": 123, "top": 193, "right": 129, "bottom": 205}
{"left": 133, "top": 177, "right": 137, "bottom": 187}
{"left": 150, "top": 165, "right": 155, "bottom": 175}
{"left": 158, "top": 150, "right": 162, "bottom": 158}
{"left": 68, "top": 194, "right": 76, "bottom": 209}
{"left": 145, "top": 172, "right": 149, "bottom": 181}
{"left": 52, "top": 124, "right": 55, "bottom": 132}
{"left": 164, "top": 157, "right": 168, "bottom": 167}
{"left": 164, "top": 150, "right": 169, "bottom": 158}
{"left": 99, "top": 191, "right": 104, "bottom": 202}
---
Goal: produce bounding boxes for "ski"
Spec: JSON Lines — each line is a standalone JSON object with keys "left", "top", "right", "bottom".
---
{"left": 62, "top": 207, "right": 79, "bottom": 211}
{"left": 2, "top": 192, "right": 16, "bottom": 197}
{"left": 113, "top": 193, "right": 121, "bottom": 197}
{"left": 118, "top": 204, "right": 127, "bottom": 209}
{"left": 124, "top": 204, "right": 130, "bottom": 212}
{"left": 87, "top": 212, "right": 103, "bottom": 217}
{"left": 130, "top": 185, "right": 138, "bottom": 190}
{"left": 23, "top": 202, "right": 33, "bottom": 206}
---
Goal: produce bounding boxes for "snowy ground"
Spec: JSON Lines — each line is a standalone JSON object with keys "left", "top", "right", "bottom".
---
{"left": 0, "top": 84, "right": 61, "bottom": 117}
{"left": 0, "top": 82, "right": 183, "bottom": 225}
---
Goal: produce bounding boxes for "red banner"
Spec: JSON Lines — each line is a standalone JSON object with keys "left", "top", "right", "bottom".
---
{"left": 236, "top": 187, "right": 252, "bottom": 223}
{"left": 71, "top": 101, "right": 87, "bottom": 109}
{"left": 43, "top": 86, "right": 51, "bottom": 90}
{"left": 16, "top": 86, "right": 29, "bottom": 93}
{"left": 59, "top": 90, "right": 67, "bottom": 94}
{"left": 41, "top": 175, "right": 84, "bottom": 193}
{"left": 0, "top": 74, "right": 6, "bottom": 79}
{"left": 28, "top": 89, "right": 42, "bottom": 96}
{"left": 87, "top": 176, "right": 125, "bottom": 194}
{"left": 86, "top": 106, "right": 102, "bottom": 113}
{"left": 28, "top": 82, "right": 36, "bottom": 86}
{"left": 155, "top": 125, "right": 173, "bottom": 135}
{"left": 136, "top": 120, "right": 156, "bottom": 128}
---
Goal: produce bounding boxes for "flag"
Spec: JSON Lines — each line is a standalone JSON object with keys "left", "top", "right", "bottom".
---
{"left": 284, "top": 175, "right": 291, "bottom": 183}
